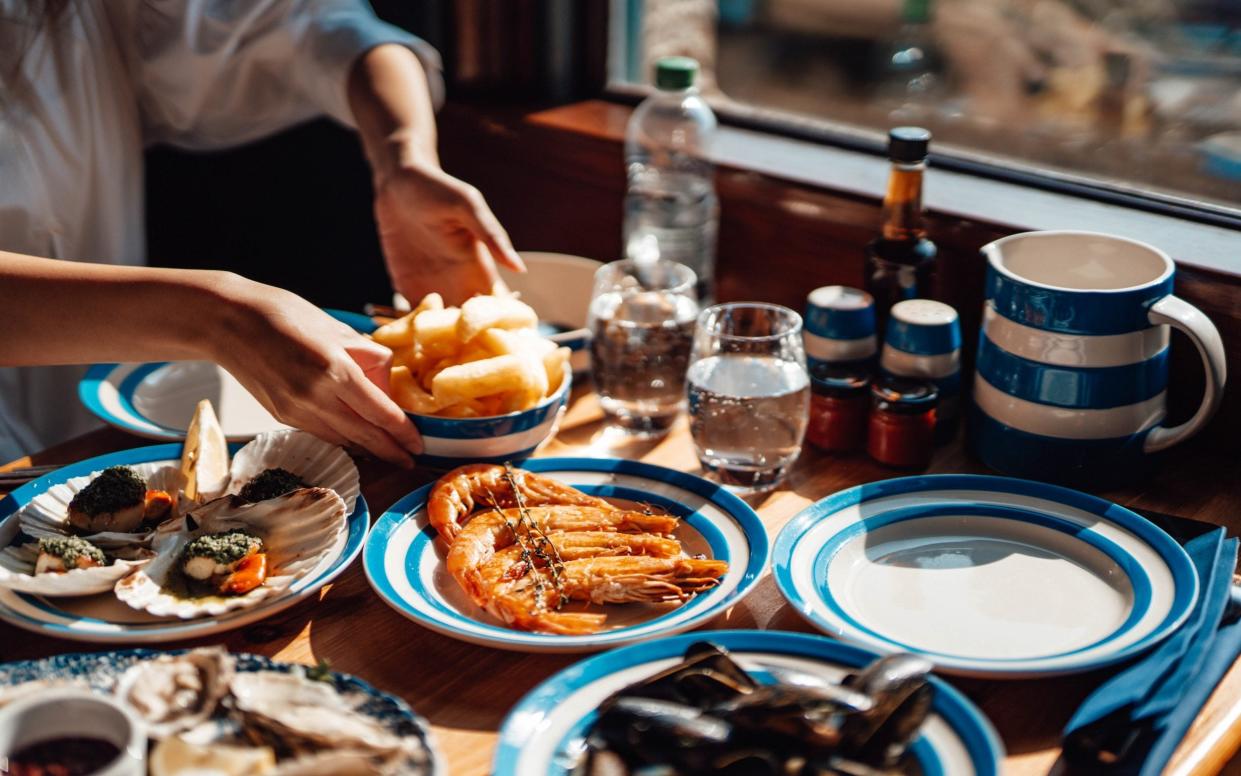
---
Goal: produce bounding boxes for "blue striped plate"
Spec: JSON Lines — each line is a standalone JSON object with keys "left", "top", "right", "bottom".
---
{"left": 363, "top": 458, "right": 768, "bottom": 653}
{"left": 773, "top": 475, "right": 1198, "bottom": 678}
{"left": 78, "top": 309, "right": 373, "bottom": 441}
{"left": 0, "top": 445, "right": 369, "bottom": 644}
{"left": 494, "top": 630, "right": 1003, "bottom": 775}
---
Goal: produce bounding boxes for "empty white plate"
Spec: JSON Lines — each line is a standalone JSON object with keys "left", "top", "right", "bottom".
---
{"left": 773, "top": 475, "right": 1198, "bottom": 678}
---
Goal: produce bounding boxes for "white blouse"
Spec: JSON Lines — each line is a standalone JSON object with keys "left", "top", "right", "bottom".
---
{"left": 0, "top": 0, "right": 442, "bottom": 461}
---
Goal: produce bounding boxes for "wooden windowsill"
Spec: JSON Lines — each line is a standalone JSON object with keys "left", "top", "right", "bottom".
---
{"left": 519, "top": 99, "right": 1241, "bottom": 275}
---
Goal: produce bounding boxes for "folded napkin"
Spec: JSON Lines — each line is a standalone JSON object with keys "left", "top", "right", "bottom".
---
{"left": 1063, "top": 513, "right": 1241, "bottom": 775}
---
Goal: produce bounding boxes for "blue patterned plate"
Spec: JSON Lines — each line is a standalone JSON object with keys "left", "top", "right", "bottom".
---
{"left": 773, "top": 475, "right": 1198, "bottom": 678}
{"left": 0, "top": 445, "right": 369, "bottom": 644}
{"left": 0, "top": 649, "right": 442, "bottom": 774}
{"left": 495, "top": 630, "right": 1003, "bottom": 775}
{"left": 364, "top": 458, "right": 768, "bottom": 653}
{"left": 78, "top": 309, "right": 373, "bottom": 441}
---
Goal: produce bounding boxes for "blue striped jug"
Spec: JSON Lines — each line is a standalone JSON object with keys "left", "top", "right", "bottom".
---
{"left": 970, "top": 231, "right": 1226, "bottom": 484}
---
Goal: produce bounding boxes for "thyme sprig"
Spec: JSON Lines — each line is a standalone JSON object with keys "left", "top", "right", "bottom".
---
{"left": 482, "top": 464, "right": 567, "bottom": 613}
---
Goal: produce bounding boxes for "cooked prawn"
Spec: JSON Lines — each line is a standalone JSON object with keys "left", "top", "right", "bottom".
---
{"left": 427, "top": 464, "right": 615, "bottom": 544}
{"left": 446, "top": 506, "right": 680, "bottom": 602}
{"left": 480, "top": 556, "right": 727, "bottom": 634}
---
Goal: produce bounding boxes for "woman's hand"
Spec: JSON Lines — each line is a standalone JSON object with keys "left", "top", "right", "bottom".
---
{"left": 212, "top": 275, "right": 422, "bottom": 467}
{"left": 374, "top": 160, "right": 525, "bottom": 306}
{"left": 347, "top": 44, "right": 525, "bottom": 307}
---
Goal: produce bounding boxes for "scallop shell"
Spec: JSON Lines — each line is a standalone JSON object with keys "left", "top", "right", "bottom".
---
{"left": 17, "top": 462, "right": 187, "bottom": 549}
{"left": 113, "top": 487, "right": 348, "bottom": 619}
{"left": 114, "top": 647, "right": 234, "bottom": 739}
{"left": 230, "top": 671, "right": 405, "bottom": 756}
{"left": 223, "top": 430, "right": 360, "bottom": 513}
{"left": 0, "top": 542, "right": 152, "bottom": 597}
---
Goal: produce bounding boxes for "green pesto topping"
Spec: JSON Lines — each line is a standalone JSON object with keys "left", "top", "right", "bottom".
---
{"left": 68, "top": 466, "right": 146, "bottom": 517}
{"left": 182, "top": 529, "right": 263, "bottom": 567}
{"left": 238, "top": 468, "right": 306, "bottom": 504}
{"left": 38, "top": 536, "right": 106, "bottom": 567}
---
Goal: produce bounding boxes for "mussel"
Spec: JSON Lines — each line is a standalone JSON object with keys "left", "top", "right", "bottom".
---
{"left": 577, "top": 642, "right": 933, "bottom": 776}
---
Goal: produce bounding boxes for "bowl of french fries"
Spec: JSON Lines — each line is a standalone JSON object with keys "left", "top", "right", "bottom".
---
{"left": 371, "top": 292, "right": 572, "bottom": 466}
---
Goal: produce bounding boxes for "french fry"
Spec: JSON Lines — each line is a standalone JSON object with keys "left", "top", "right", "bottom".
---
{"left": 431, "top": 354, "right": 537, "bottom": 406}
{"left": 480, "top": 327, "right": 556, "bottom": 358}
{"left": 438, "top": 399, "right": 486, "bottom": 418}
{"left": 411, "top": 292, "right": 444, "bottom": 316}
{"left": 414, "top": 308, "right": 462, "bottom": 357}
{"left": 390, "top": 366, "right": 442, "bottom": 415}
{"left": 457, "top": 295, "right": 538, "bottom": 343}
{"left": 371, "top": 313, "right": 416, "bottom": 348}
{"left": 544, "top": 347, "right": 571, "bottom": 396}
{"left": 375, "top": 292, "right": 566, "bottom": 418}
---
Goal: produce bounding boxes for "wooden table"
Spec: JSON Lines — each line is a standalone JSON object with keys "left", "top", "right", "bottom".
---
{"left": 2, "top": 392, "right": 1240, "bottom": 775}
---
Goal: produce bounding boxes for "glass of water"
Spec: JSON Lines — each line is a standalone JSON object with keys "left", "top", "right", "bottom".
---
{"left": 589, "top": 259, "right": 699, "bottom": 436}
{"left": 688, "top": 302, "right": 811, "bottom": 492}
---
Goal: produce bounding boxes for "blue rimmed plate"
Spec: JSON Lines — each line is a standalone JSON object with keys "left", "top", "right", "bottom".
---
{"left": 0, "top": 445, "right": 369, "bottom": 644}
{"left": 773, "top": 474, "right": 1198, "bottom": 678}
{"left": 78, "top": 309, "right": 374, "bottom": 441}
{"left": 494, "top": 629, "right": 1003, "bottom": 775}
{"left": 364, "top": 457, "right": 768, "bottom": 653}
{"left": 0, "top": 649, "right": 443, "bottom": 775}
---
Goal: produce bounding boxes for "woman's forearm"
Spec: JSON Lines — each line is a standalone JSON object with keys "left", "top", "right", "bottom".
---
{"left": 0, "top": 251, "right": 245, "bottom": 367}
{"left": 347, "top": 43, "right": 439, "bottom": 181}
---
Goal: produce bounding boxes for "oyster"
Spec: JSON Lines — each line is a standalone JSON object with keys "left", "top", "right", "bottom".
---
{"left": 0, "top": 538, "right": 151, "bottom": 597}
{"left": 225, "top": 430, "right": 360, "bottom": 513}
{"left": 229, "top": 671, "right": 406, "bottom": 756}
{"left": 114, "top": 647, "right": 234, "bottom": 739}
{"left": 18, "top": 462, "right": 186, "bottom": 548}
{"left": 114, "top": 487, "right": 347, "bottom": 619}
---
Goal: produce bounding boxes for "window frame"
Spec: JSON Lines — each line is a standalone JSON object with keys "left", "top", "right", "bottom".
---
{"left": 606, "top": 1, "right": 1241, "bottom": 233}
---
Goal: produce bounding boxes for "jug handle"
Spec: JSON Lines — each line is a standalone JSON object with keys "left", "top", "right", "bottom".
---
{"left": 1143, "top": 295, "right": 1227, "bottom": 453}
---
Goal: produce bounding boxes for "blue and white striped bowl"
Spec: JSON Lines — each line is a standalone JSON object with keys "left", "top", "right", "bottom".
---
{"left": 494, "top": 630, "right": 1003, "bottom": 775}
{"left": 408, "top": 373, "right": 571, "bottom": 469}
{"left": 970, "top": 231, "right": 1226, "bottom": 484}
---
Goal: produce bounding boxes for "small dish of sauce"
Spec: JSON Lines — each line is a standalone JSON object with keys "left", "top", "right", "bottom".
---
{"left": 2, "top": 736, "right": 121, "bottom": 776}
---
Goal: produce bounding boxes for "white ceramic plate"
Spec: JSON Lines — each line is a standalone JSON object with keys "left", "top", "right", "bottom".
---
{"left": 78, "top": 309, "right": 374, "bottom": 441}
{"left": 363, "top": 457, "right": 768, "bottom": 653}
{"left": 494, "top": 629, "right": 1003, "bottom": 775}
{"left": 0, "top": 445, "right": 368, "bottom": 644}
{"left": 773, "top": 475, "right": 1198, "bottom": 678}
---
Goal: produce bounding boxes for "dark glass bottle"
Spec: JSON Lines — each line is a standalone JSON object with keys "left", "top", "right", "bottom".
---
{"left": 864, "top": 127, "right": 938, "bottom": 333}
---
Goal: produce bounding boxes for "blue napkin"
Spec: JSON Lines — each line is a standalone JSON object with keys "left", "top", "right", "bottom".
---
{"left": 1063, "top": 524, "right": 1241, "bottom": 774}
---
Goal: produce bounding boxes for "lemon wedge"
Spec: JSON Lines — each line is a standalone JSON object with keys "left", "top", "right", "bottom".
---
{"left": 181, "top": 399, "right": 230, "bottom": 502}
{"left": 150, "top": 736, "right": 275, "bottom": 776}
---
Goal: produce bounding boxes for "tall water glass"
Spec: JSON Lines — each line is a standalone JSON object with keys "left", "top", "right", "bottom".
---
{"left": 688, "top": 303, "right": 810, "bottom": 492}
{"left": 589, "top": 260, "right": 699, "bottom": 436}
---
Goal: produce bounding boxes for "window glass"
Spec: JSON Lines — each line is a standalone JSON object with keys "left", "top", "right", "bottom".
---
{"left": 615, "top": 0, "right": 1241, "bottom": 210}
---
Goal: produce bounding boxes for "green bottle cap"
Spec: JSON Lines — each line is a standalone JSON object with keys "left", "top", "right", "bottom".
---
{"left": 655, "top": 57, "right": 699, "bottom": 90}
{"left": 903, "top": 0, "right": 931, "bottom": 23}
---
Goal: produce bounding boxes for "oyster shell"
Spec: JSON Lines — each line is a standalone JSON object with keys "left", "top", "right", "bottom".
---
{"left": 114, "top": 647, "right": 235, "bottom": 739}
{"left": 113, "top": 487, "right": 348, "bottom": 619}
{"left": 17, "top": 462, "right": 186, "bottom": 548}
{"left": 229, "top": 671, "right": 405, "bottom": 756}
{"left": 0, "top": 541, "right": 151, "bottom": 597}
{"left": 224, "top": 430, "right": 360, "bottom": 513}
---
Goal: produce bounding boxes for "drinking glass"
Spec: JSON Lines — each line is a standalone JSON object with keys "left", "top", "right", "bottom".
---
{"left": 688, "top": 302, "right": 810, "bottom": 492}
{"left": 588, "top": 260, "right": 699, "bottom": 436}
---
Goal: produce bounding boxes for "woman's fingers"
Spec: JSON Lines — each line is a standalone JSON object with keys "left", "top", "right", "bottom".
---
{"left": 330, "top": 397, "right": 414, "bottom": 468}
{"left": 458, "top": 188, "right": 525, "bottom": 272}
{"left": 344, "top": 367, "right": 424, "bottom": 455}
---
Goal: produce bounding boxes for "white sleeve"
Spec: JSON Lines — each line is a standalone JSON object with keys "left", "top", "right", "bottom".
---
{"left": 134, "top": 0, "right": 444, "bottom": 149}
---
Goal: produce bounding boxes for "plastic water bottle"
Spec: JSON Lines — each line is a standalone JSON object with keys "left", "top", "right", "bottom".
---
{"left": 623, "top": 57, "right": 719, "bottom": 303}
